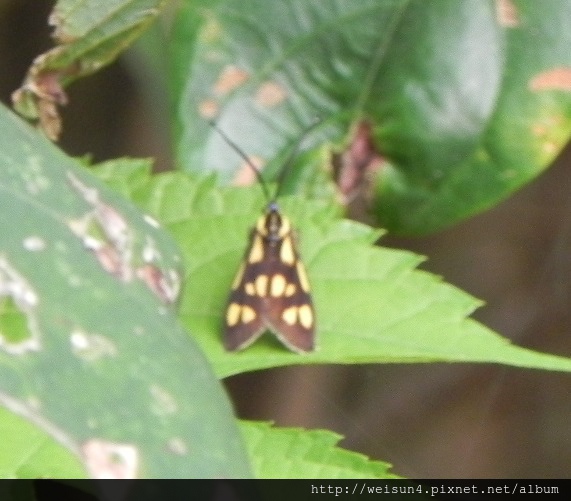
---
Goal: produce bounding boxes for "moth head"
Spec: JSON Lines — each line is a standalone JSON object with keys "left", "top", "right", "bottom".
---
{"left": 256, "top": 202, "right": 291, "bottom": 241}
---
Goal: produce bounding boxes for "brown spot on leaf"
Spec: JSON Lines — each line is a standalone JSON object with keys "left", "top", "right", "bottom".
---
{"left": 82, "top": 440, "right": 139, "bottom": 479}
{"left": 214, "top": 65, "right": 249, "bottom": 95}
{"left": 529, "top": 67, "right": 571, "bottom": 91}
{"left": 232, "top": 156, "right": 265, "bottom": 186}
{"left": 198, "top": 99, "right": 219, "bottom": 119}
{"left": 532, "top": 124, "right": 547, "bottom": 137}
{"left": 12, "top": 69, "right": 69, "bottom": 141}
{"left": 67, "top": 172, "right": 133, "bottom": 281}
{"left": 255, "top": 81, "right": 287, "bottom": 107}
{"left": 32, "top": 71, "right": 68, "bottom": 105}
{"left": 93, "top": 244, "right": 125, "bottom": 278}
{"left": 136, "top": 264, "right": 181, "bottom": 304}
{"left": 495, "top": 0, "right": 520, "bottom": 27}
{"left": 332, "top": 121, "right": 384, "bottom": 208}
{"left": 543, "top": 141, "right": 558, "bottom": 155}
{"left": 37, "top": 100, "right": 61, "bottom": 140}
{"left": 12, "top": 61, "right": 78, "bottom": 141}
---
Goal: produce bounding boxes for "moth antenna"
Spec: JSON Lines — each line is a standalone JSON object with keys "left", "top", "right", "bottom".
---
{"left": 274, "top": 117, "right": 321, "bottom": 201}
{"left": 209, "top": 120, "right": 272, "bottom": 202}
{"left": 210, "top": 117, "right": 321, "bottom": 203}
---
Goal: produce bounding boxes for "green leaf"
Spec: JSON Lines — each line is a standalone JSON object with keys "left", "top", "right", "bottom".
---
{"left": 170, "top": 0, "right": 571, "bottom": 234}
{"left": 0, "top": 407, "right": 85, "bottom": 478}
{"left": 0, "top": 104, "right": 250, "bottom": 478}
{"left": 12, "top": 0, "right": 167, "bottom": 140}
{"left": 239, "top": 421, "right": 396, "bottom": 479}
{"left": 91, "top": 162, "right": 571, "bottom": 378}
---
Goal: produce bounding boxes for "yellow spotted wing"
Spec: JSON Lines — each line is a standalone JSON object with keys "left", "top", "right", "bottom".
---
{"left": 224, "top": 206, "right": 315, "bottom": 353}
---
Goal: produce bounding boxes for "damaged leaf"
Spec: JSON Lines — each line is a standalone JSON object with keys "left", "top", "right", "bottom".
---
{"left": 12, "top": 0, "right": 167, "bottom": 140}
{"left": 0, "top": 103, "right": 250, "bottom": 478}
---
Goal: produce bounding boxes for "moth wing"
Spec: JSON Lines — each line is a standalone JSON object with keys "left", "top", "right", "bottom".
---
{"left": 264, "top": 241, "right": 315, "bottom": 353}
{"left": 224, "top": 260, "right": 266, "bottom": 352}
{"left": 224, "top": 229, "right": 272, "bottom": 351}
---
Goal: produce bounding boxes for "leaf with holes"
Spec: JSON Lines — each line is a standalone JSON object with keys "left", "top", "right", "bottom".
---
{"left": 0, "top": 104, "right": 250, "bottom": 478}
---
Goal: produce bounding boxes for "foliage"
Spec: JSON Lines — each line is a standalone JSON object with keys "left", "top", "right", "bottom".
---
{"left": 1, "top": 0, "right": 571, "bottom": 479}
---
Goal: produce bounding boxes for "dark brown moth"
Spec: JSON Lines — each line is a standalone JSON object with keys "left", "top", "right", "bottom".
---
{"left": 211, "top": 121, "right": 317, "bottom": 353}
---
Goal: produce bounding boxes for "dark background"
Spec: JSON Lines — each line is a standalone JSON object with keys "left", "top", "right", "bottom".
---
{"left": 2, "top": 0, "right": 570, "bottom": 478}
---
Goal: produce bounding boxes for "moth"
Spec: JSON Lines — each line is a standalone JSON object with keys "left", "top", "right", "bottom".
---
{"left": 211, "top": 121, "right": 317, "bottom": 353}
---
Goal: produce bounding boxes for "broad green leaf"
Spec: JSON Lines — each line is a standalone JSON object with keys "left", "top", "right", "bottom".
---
{"left": 239, "top": 421, "right": 396, "bottom": 479}
{"left": 91, "top": 162, "right": 571, "bottom": 378}
{"left": 0, "top": 104, "right": 250, "bottom": 478}
{"left": 170, "top": 0, "right": 571, "bottom": 234}
{"left": 0, "top": 407, "right": 85, "bottom": 478}
{"left": 12, "top": 0, "right": 166, "bottom": 140}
